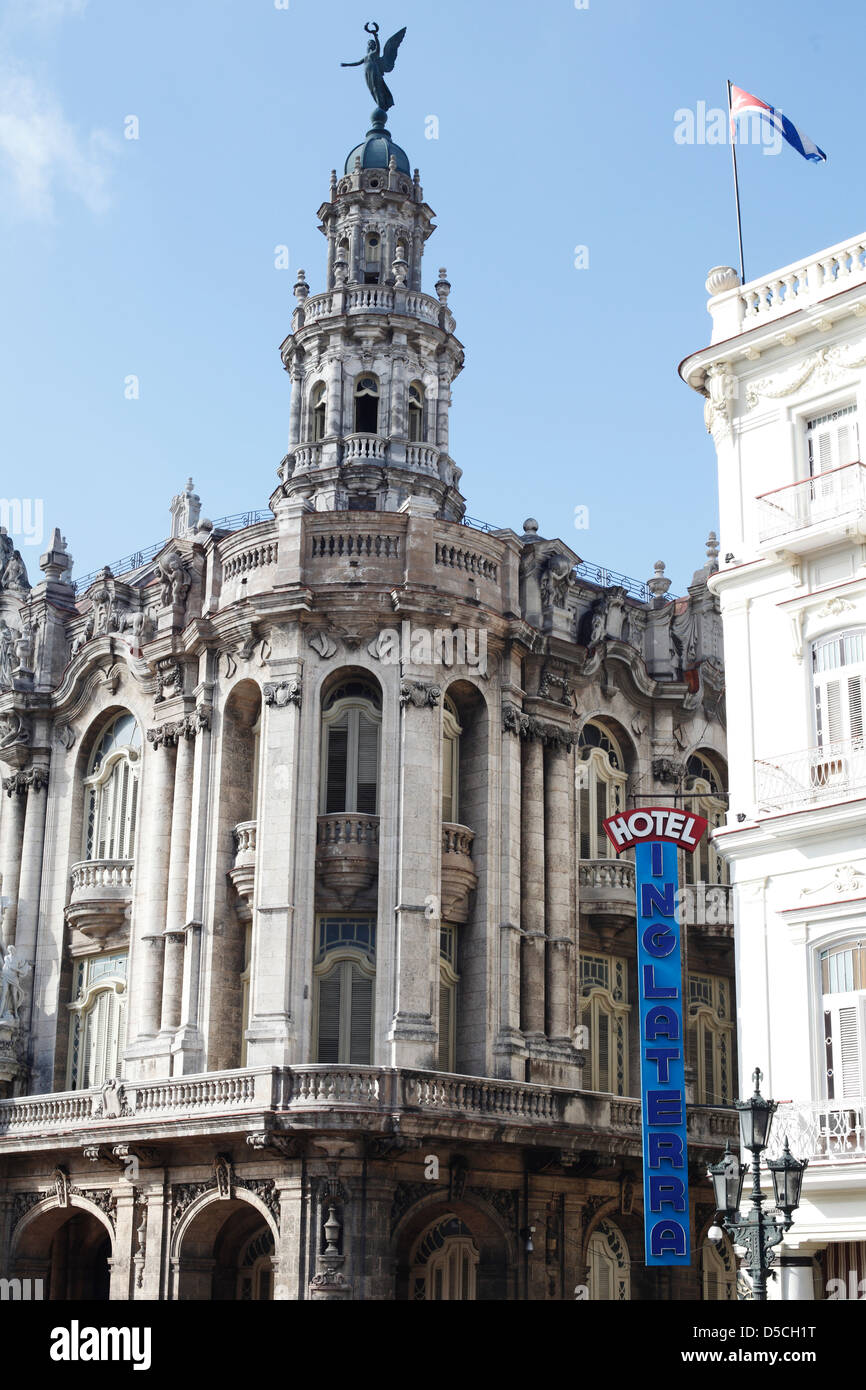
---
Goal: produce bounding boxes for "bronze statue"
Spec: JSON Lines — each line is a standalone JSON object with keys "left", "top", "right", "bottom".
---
{"left": 341, "top": 21, "right": 406, "bottom": 115}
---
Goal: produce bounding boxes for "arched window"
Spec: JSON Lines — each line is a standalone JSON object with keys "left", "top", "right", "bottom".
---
{"left": 587, "top": 1220, "right": 630, "bottom": 1301}
{"left": 438, "top": 923, "right": 459, "bottom": 1072}
{"left": 314, "top": 916, "right": 376, "bottom": 1064}
{"left": 702, "top": 1234, "right": 737, "bottom": 1300}
{"left": 408, "top": 381, "right": 425, "bottom": 442}
{"left": 688, "top": 973, "right": 733, "bottom": 1105}
{"left": 363, "top": 232, "right": 382, "bottom": 284}
{"left": 682, "top": 753, "right": 728, "bottom": 887}
{"left": 236, "top": 1229, "right": 275, "bottom": 1302}
{"left": 354, "top": 375, "right": 380, "bottom": 434}
{"left": 441, "top": 696, "right": 461, "bottom": 824}
{"left": 579, "top": 952, "right": 629, "bottom": 1095}
{"left": 310, "top": 381, "right": 326, "bottom": 441}
{"left": 820, "top": 938, "right": 866, "bottom": 1102}
{"left": 321, "top": 679, "right": 382, "bottom": 814}
{"left": 577, "top": 722, "right": 627, "bottom": 859}
{"left": 84, "top": 713, "right": 141, "bottom": 861}
{"left": 411, "top": 1217, "right": 479, "bottom": 1301}
{"left": 67, "top": 952, "right": 128, "bottom": 1090}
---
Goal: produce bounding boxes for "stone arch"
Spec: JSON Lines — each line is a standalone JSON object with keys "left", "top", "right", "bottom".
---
{"left": 170, "top": 1188, "right": 280, "bottom": 1301}
{"left": 10, "top": 1194, "right": 114, "bottom": 1301}
{"left": 392, "top": 1192, "right": 516, "bottom": 1301}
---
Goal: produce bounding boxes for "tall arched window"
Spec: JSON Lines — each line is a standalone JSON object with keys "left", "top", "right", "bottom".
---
{"left": 314, "top": 916, "right": 376, "bottom": 1064}
{"left": 438, "top": 923, "right": 459, "bottom": 1072}
{"left": 820, "top": 938, "right": 866, "bottom": 1102}
{"left": 577, "top": 722, "right": 627, "bottom": 859}
{"left": 411, "top": 1217, "right": 479, "bottom": 1301}
{"left": 688, "top": 973, "right": 733, "bottom": 1105}
{"left": 579, "top": 952, "right": 629, "bottom": 1095}
{"left": 67, "top": 952, "right": 128, "bottom": 1090}
{"left": 321, "top": 678, "right": 382, "bottom": 814}
{"left": 441, "top": 696, "right": 461, "bottom": 824}
{"left": 310, "top": 381, "right": 326, "bottom": 441}
{"left": 83, "top": 713, "right": 141, "bottom": 861}
{"left": 363, "top": 232, "right": 381, "bottom": 284}
{"left": 587, "top": 1220, "right": 630, "bottom": 1301}
{"left": 354, "top": 375, "right": 380, "bottom": 434}
{"left": 408, "top": 381, "right": 425, "bottom": 442}
{"left": 682, "top": 752, "right": 728, "bottom": 887}
{"left": 702, "top": 1234, "right": 737, "bottom": 1300}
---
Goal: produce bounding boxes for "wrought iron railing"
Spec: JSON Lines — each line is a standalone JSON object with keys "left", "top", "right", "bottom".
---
{"left": 756, "top": 738, "right": 866, "bottom": 810}
{"left": 757, "top": 462, "right": 866, "bottom": 542}
{"left": 767, "top": 1097, "right": 866, "bottom": 1164}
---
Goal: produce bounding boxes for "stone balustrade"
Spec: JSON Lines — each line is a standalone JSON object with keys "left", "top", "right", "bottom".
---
{"left": 578, "top": 858, "right": 636, "bottom": 918}
{"left": 440, "top": 823, "right": 477, "bottom": 925}
{"left": 707, "top": 231, "right": 866, "bottom": 342}
{"left": 67, "top": 859, "right": 135, "bottom": 940}
{"left": 292, "top": 285, "right": 449, "bottom": 334}
{"left": 232, "top": 821, "right": 257, "bottom": 868}
{"left": 0, "top": 1066, "right": 738, "bottom": 1152}
{"left": 315, "top": 813, "right": 380, "bottom": 911}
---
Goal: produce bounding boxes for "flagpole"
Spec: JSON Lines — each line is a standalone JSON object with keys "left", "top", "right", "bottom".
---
{"left": 727, "top": 80, "right": 746, "bottom": 285}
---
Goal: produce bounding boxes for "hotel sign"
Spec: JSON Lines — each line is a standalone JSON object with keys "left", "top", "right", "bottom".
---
{"left": 603, "top": 807, "right": 708, "bottom": 1268}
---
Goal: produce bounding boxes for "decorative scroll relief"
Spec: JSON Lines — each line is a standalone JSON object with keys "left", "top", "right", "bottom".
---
{"left": 746, "top": 338, "right": 866, "bottom": 408}
{"left": 263, "top": 679, "right": 302, "bottom": 708}
{"left": 400, "top": 678, "right": 441, "bottom": 708}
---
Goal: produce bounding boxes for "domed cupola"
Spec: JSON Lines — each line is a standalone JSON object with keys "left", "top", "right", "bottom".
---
{"left": 272, "top": 24, "right": 466, "bottom": 522}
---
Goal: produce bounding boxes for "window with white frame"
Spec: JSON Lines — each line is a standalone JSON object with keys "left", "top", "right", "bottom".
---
{"left": 807, "top": 404, "right": 859, "bottom": 480}
{"left": 577, "top": 722, "right": 627, "bottom": 860}
{"left": 438, "top": 923, "right": 459, "bottom": 1072}
{"left": 681, "top": 753, "right": 728, "bottom": 888}
{"left": 688, "top": 973, "right": 734, "bottom": 1105}
{"left": 314, "top": 916, "right": 376, "bottom": 1064}
{"left": 411, "top": 1217, "right": 479, "bottom": 1301}
{"left": 67, "top": 952, "right": 128, "bottom": 1090}
{"left": 812, "top": 630, "right": 865, "bottom": 750}
{"left": 579, "top": 953, "right": 629, "bottom": 1095}
{"left": 321, "top": 679, "right": 381, "bottom": 815}
{"left": 84, "top": 713, "right": 141, "bottom": 861}
{"left": 820, "top": 939, "right": 866, "bottom": 1103}
{"left": 441, "top": 696, "right": 461, "bottom": 824}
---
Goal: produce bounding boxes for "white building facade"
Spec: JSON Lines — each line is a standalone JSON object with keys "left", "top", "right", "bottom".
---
{"left": 682, "top": 241, "right": 866, "bottom": 1300}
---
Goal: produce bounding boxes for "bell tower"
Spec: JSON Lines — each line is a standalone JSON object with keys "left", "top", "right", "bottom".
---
{"left": 273, "top": 41, "right": 465, "bottom": 520}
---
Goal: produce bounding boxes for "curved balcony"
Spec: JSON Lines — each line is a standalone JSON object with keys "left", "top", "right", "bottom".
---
{"left": 66, "top": 859, "right": 134, "bottom": 940}
{"left": 292, "top": 286, "right": 451, "bottom": 334}
{"left": 341, "top": 433, "right": 388, "bottom": 464}
{"left": 228, "top": 821, "right": 257, "bottom": 920}
{"left": 577, "top": 859, "right": 636, "bottom": 919}
{"left": 441, "top": 823, "right": 477, "bottom": 925}
{"left": 316, "top": 813, "right": 380, "bottom": 911}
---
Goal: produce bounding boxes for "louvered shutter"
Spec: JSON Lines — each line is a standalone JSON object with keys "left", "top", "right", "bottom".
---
{"left": 441, "top": 735, "right": 455, "bottom": 823}
{"left": 355, "top": 717, "right": 378, "bottom": 814}
{"left": 317, "top": 970, "right": 342, "bottom": 1062}
{"left": 348, "top": 966, "right": 373, "bottom": 1064}
{"left": 325, "top": 724, "right": 349, "bottom": 813}
{"left": 579, "top": 782, "right": 591, "bottom": 859}
{"left": 438, "top": 977, "right": 453, "bottom": 1072}
{"left": 597, "top": 1010, "right": 610, "bottom": 1091}
{"left": 827, "top": 998, "right": 866, "bottom": 1101}
{"left": 127, "top": 774, "right": 139, "bottom": 858}
{"left": 92, "top": 991, "right": 113, "bottom": 1087}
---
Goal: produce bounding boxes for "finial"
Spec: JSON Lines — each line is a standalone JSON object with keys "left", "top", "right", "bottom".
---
{"left": 388, "top": 154, "right": 396, "bottom": 171}
{"left": 435, "top": 268, "right": 451, "bottom": 304}
{"left": 752, "top": 1066, "right": 763, "bottom": 1095}
{"left": 354, "top": 154, "right": 362, "bottom": 173}
{"left": 293, "top": 269, "right": 309, "bottom": 302}
{"left": 340, "top": 23, "right": 406, "bottom": 119}
{"left": 39, "top": 527, "right": 73, "bottom": 584}
{"left": 329, "top": 169, "right": 337, "bottom": 199}
{"left": 705, "top": 265, "right": 741, "bottom": 296}
{"left": 392, "top": 243, "right": 408, "bottom": 287}
{"left": 706, "top": 529, "right": 720, "bottom": 571}
{"left": 522, "top": 518, "right": 539, "bottom": 539}
{"left": 647, "top": 560, "right": 672, "bottom": 603}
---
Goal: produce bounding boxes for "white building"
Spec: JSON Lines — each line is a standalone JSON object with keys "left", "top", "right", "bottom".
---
{"left": 682, "top": 241, "right": 866, "bottom": 1300}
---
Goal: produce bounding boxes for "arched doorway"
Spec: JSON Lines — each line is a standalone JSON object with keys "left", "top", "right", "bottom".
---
{"left": 410, "top": 1216, "right": 479, "bottom": 1301}
{"left": 394, "top": 1197, "right": 514, "bottom": 1301}
{"left": 173, "top": 1196, "right": 277, "bottom": 1300}
{"left": 587, "top": 1218, "right": 631, "bottom": 1301}
{"left": 12, "top": 1203, "right": 112, "bottom": 1300}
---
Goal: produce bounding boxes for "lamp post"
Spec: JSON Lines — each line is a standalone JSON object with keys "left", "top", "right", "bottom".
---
{"left": 707, "top": 1067, "right": 808, "bottom": 1301}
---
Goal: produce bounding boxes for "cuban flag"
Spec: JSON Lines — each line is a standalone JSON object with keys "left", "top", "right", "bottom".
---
{"left": 730, "top": 84, "right": 827, "bottom": 162}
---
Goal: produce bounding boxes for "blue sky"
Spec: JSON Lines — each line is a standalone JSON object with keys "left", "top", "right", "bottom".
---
{"left": 0, "top": 0, "right": 859, "bottom": 593}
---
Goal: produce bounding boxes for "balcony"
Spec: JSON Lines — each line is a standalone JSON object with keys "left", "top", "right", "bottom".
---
{"left": 228, "top": 821, "right": 256, "bottom": 918}
{"left": 316, "top": 813, "right": 380, "bottom": 910}
{"left": 0, "top": 1065, "right": 738, "bottom": 1157}
{"left": 440, "top": 824, "right": 477, "bottom": 924}
{"left": 291, "top": 285, "right": 453, "bottom": 335}
{"left": 66, "top": 860, "right": 134, "bottom": 940}
{"left": 756, "top": 738, "right": 866, "bottom": 811}
{"left": 578, "top": 859, "right": 636, "bottom": 918}
{"left": 767, "top": 1097, "right": 866, "bottom": 1165}
{"left": 756, "top": 462, "right": 866, "bottom": 551}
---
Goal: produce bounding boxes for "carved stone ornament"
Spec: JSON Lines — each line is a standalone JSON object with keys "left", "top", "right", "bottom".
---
{"left": 800, "top": 864, "right": 866, "bottom": 898}
{"left": 538, "top": 667, "right": 574, "bottom": 706}
{"left": 400, "top": 678, "right": 442, "bottom": 708}
{"left": 746, "top": 338, "right": 866, "bottom": 409}
{"left": 501, "top": 703, "right": 575, "bottom": 749}
{"left": 147, "top": 710, "right": 209, "bottom": 749}
{"left": 703, "top": 361, "right": 735, "bottom": 442}
{"left": 652, "top": 757, "right": 684, "bottom": 785}
{"left": 2, "top": 765, "right": 49, "bottom": 797}
{"left": 153, "top": 658, "right": 183, "bottom": 704}
{"left": 214, "top": 1153, "right": 233, "bottom": 1199}
{"left": 0, "top": 712, "right": 31, "bottom": 758}
{"left": 263, "top": 678, "right": 302, "bottom": 708}
{"left": 307, "top": 630, "right": 338, "bottom": 659}
{"left": 54, "top": 722, "right": 77, "bottom": 750}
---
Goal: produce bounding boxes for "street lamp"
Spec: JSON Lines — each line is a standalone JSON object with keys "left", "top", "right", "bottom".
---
{"left": 707, "top": 1067, "right": 808, "bottom": 1301}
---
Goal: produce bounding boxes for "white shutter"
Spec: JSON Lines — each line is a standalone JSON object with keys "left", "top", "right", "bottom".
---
{"left": 827, "top": 996, "right": 866, "bottom": 1101}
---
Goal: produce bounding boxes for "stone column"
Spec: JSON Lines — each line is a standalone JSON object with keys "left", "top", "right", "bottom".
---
{"left": 13, "top": 764, "right": 50, "bottom": 979}
{"left": 173, "top": 707, "right": 211, "bottom": 1071}
{"left": 520, "top": 734, "right": 546, "bottom": 1037}
{"left": 109, "top": 1185, "right": 137, "bottom": 1300}
{"left": 435, "top": 369, "right": 450, "bottom": 451}
{"left": 388, "top": 679, "right": 440, "bottom": 1068}
{"left": 544, "top": 739, "right": 573, "bottom": 1043}
{"left": 128, "top": 730, "right": 176, "bottom": 1046}
{"left": 326, "top": 357, "right": 343, "bottom": 438}
{"left": 493, "top": 704, "right": 525, "bottom": 1080}
{"left": 0, "top": 776, "right": 27, "bottom": 946}
{"left": 159, "top": 727, "right": 195, "bottom": 1035}
{"left": 288, "top": 366, "right": 303, "bottom": 447}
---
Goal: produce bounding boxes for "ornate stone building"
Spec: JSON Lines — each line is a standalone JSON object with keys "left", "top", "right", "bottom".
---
{"left": 0, "top": 93, "right": 735, "bottom": 1301}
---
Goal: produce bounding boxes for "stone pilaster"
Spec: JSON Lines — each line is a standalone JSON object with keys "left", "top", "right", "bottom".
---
{"left": 160, "top": 727, "right": 195, "bottom": 1036}
{"left": 0, "top": 775, "right": 27, "bottom": 947}
{"left": 493, "top": 702, "right": 525, "bottom": 1079}
{"left": 520, "top": 734, "right": 545, "bottom": 1038}
{"left": 126, "top": 729, "right": 176, "bottom": 1059}
{"left": 544, "top": 742, "right": 573, "bottom": 1044}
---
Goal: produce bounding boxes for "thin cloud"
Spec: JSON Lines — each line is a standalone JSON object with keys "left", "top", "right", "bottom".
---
{"left": 0, "top": 65, "right": 114, "bottom": 219}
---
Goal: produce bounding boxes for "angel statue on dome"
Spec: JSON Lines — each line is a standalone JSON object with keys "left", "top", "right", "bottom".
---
{"left": 341, "top": 22, "right": 406, "bottom": 115}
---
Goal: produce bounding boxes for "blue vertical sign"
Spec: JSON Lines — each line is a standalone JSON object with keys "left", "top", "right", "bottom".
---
{"left": 603, "top": 806, "right": 708, "bottom": 1269}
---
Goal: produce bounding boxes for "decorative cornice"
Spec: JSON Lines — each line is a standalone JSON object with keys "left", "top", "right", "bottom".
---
{"left": 2, "top": 765, "right": 49, "bottom": 796}
{"left": 502, "top": 702, "right": 575, "bottom": 749}
{"left": 746, "top": 337, "right": 866, "bottom": 409}
{"left": 263, "top": 678, "right": 302, "bottom": 709}
{"left": 147, "top": 709, "right": 210, "bottom": 748}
